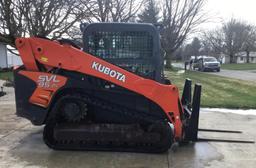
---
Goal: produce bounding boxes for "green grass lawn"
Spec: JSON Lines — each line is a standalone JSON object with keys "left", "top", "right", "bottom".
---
{"left": 0, "top": 71, "right": 13, "bottom": 81}
{"left": 165, "top": 70, "right": 256, "bottom": 109}
{"left": 221, "top": 63, "right": 256, "bottom": 70}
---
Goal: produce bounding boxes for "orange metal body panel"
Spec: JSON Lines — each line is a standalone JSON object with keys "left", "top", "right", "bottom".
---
{"left": 15, "top": 39, "right": 38, "bottom": 71}
{"left": 19, "top": 71, "right": 67, "bottom": 108}
{"left": 16, "top": 38, "right": 184, "bottom": 139}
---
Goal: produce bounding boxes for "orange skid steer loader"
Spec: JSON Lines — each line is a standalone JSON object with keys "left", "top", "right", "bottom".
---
{"left": 13, "top": 23, "right": 253, "bottom": 153}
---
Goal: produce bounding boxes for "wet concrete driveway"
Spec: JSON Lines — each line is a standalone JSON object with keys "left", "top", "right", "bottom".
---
{"left": 0, "top": 103, "right": 255, "bottom": 168}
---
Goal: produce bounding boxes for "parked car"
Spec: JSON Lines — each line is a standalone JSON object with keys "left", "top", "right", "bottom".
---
{"left": 197, "top": 57, "right": 221, "bottom": 72}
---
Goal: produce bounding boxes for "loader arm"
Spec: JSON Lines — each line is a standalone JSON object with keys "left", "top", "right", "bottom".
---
{"left": 15, "top": 37, "right": 183, "bottom": 139}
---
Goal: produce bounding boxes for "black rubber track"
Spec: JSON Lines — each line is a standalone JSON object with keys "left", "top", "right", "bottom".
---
{"left": 43, "top": 94, "right": 174, "bottom": 153}
{"left": 43, "top": 120, "right": 173, "bottom": 153}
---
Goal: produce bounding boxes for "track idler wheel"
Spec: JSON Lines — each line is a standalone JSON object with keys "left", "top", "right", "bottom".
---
{"left": 57, "top": 95, "right": 88, "bottom": 123}
{"left": 148, "top": 122, "right": 174, "bottom": 152}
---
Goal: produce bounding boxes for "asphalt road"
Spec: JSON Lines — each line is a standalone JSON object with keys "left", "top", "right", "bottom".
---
{"left": 0, "top": 82, "right": 256, "bottom": 168}
{"left": 172, "top": 62, "right": 256, "bottom": 82}
{"left": 208, "top": 69, "right": 256, "bottom": 82}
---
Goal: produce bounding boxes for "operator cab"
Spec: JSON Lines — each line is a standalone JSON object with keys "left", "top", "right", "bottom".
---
{"left": 81, "top": 23, "right": 164, "bottom": 82}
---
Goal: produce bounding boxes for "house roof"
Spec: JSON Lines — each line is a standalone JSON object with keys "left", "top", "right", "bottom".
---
{"left": 235, "top": 52, "right": 256, "bottom": 58}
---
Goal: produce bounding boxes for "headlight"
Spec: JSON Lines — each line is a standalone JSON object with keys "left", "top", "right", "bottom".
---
{"left": 203, "top": 62, "right": 208, "bottom": 66}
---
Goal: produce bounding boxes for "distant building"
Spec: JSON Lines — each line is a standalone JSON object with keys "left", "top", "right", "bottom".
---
{"left": 7, "top": 51, "right": 23, "bottom": 67}
{"left": 0, "top": 43, "right": 8, "bottom": 68}
{"left": 222, "top": 52, "right": 256, "bottom": 64}
{"left": 0, "top": 43, "right": 23, "bottom": 68}
{"left": 235, "top": 52, "right": 256, "bottom": 64}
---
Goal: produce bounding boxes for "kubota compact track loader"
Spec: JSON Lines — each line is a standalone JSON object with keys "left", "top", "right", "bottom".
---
{"left": 13, "top": 23, "right": 252, "bottom": 153}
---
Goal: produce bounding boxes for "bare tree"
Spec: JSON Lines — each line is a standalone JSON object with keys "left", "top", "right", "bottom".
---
{"left": 82, "top": 0, "right": 144, "bottom": 22}
{"left": 200, "top": 38, "right": 213, "bottom": 56}
{"left": 242, "top": 25, "right": 256, "bottom": 63}
{"left": 190, "top": 37, "right": 201, "bottom": 58}
{"left": 181, "top": 37, "right": 201, "bottom": 61}
{"left": 137, "top": 0, "right": 160, "bottom": 24}
{"left": 204, "top": 18, "right": 254, "bottom": 63}
{"left": 23, "top": 0, "right": 90, "bottom": 39}
{"left": 202, "top": 29, "right": 224, "bottom": 56}
{"left": 161, "top": 0, "right": 207, "bottom": 67}
{"left": 0, "top": 0, "right": 90, "bottom": 48}
{"left": 81, "top": 0, "right": 111, "bottom": 22}
{"left": 0, "top": 0, "right": 26, "bottom": 47}
{"left": 110, "top": 0, "right": 144, "bottom": 22}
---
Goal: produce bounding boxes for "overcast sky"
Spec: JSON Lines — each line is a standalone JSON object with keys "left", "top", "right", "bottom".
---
{"left": 202, "top": 0, "right": 256, "bottom": 29}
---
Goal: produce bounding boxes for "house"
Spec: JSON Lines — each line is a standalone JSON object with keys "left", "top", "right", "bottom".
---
{"left": 0, "top": 43, "right": 8, "bottom": 68}
{"left": 0, "top": 43, "right": 23, "bottom": 69}
{"left": 222, "top": 52, "right": 256, "bottom": 64}
{"left": 235, "top": 52, "right": 256, "bottom": 64}
{"left": 7, "top": 51, "right": 23, "bottom": 67}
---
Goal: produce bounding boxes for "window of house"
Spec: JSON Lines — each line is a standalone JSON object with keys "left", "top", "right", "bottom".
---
{"left": 240, "top": 57, "right": 243, "bottom": 61}
{"left": 251, "top": 57, "right": 254, "bottom": 62}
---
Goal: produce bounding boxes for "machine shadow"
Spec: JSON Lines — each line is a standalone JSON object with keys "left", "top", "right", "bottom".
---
{"left": 10, "top": 128, "right": 171, "bottom": 168}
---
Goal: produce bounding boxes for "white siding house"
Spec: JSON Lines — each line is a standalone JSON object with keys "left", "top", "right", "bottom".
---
{"left": 0, "top": 43, "right": 23, "bottom": 68}
{"left": 235, "top": 52, "right": 256, "bottom": 64}
{"left": 7, "top": 51, "right": 23, "bottom": 67}
{"left": 0, "top": 43, "right": 8, "bottom": 68}
{"left": 222, "top": 52, "right": 256, "bottom": 64}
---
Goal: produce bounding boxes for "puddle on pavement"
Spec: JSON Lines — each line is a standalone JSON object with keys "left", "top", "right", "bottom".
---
{"left": 169, "top": 142, "right": 223, "bottom": 168}
{"left": 8, "top": 128, "right": 223, "bottom": 168}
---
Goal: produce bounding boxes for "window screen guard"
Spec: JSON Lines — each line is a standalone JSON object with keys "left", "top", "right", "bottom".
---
{"left": 86, "top": 31, "right": 155, "bottom": 78}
